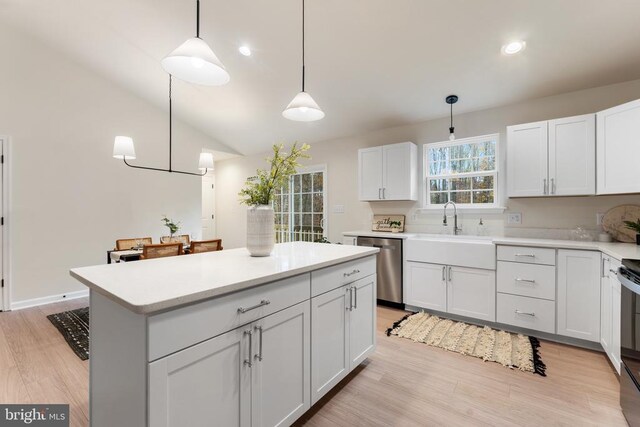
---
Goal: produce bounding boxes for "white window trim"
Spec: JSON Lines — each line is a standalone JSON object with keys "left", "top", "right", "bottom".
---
{"left": 423, "top": 133, "right": 503, "bottom": 210}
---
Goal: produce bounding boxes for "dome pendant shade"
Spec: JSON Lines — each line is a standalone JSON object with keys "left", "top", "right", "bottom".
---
{"left": 113, "top": 136, "right": 136, "bottom": 160}
{"left": 282, "top": 91, "right": 325, "bottom": 122}
{"left": 161, "top": 37, "right": 230, "bottom": 86}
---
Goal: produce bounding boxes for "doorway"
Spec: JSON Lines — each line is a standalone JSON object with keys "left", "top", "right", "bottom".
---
{"left": 201, "top": 173, "right": 216, "bottom": 240}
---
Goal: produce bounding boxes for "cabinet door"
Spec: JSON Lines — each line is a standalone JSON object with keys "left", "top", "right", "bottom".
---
{"left": 342, "top": 236, "right": 357, "bottom": 245}
{"left": 597, "top": 99, "right": 640, "bottom": 194}
{"left": 507, "top": 121, "right": 549, "bottom": 197}
{"left": 148, "top": 326, "right": 251, "bottom": 427}
{"left": 252, "top": 301, "right": 310, "bottom": 427}
{"left": 610, "top": 258, "right": 622, "bottom": 374}
{"left": 310, "top": 285, "right": 350, "bottom": 404}
{"left": 557, "top": 250, "right": 601, "bottom": 342}
{"left": 447, "top": 266, "right": 496, "bottom": 322}
{"left": 406, "top": 261, "right": 447, "bottom": 311}
{"left": 548, "top": 114, "right": 595, "bottom": 196}
{"left": 358, "top": 147, "right": 383, "bottom": 201}
{"left": 349, "top": 275, "right": 377, "bottom": 370}
{"left": 382, "top": 142, "right": 417, "bottom": 200}
{"left": 600, "top": 257, "right": 612, "bottom": 355}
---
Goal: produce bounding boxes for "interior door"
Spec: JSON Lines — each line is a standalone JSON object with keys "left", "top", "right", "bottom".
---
{"left": 507, "top": 121, "right": 549, "bottom": 197}
{"left": 201, "top": 175, "right": 216, "bottom": 239}
{"left": 358, "top": 147, "right": 383, "bottom": 201}
{"left": 349, "top": 276, "right": 376, "bottom": 370}
{"left": 148, "top": 325, "right": 251, "bottom": 427}
{"left": 252, "top": 301, "right": 310, "bottom": 427}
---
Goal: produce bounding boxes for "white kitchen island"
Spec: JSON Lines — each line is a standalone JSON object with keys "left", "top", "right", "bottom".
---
{"left": 70, "top": 242, "right": 379, "bottom": 427}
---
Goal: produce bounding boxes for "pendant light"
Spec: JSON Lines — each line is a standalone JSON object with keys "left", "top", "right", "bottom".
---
{"left": 446, "top": 95, "right": 458, "bottom": 141}
{"left": 283, "top": 0, "right": 325, "bottom": 121}
{"left": 113, "top": 75, "right": 213, "bottom": 176}
{"left": 161, "top": 0, "right": 230, "bottom": 86}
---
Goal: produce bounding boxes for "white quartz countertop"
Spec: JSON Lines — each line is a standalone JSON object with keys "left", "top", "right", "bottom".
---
{"left": 70, "top": 242, "right": 379, "bottom": 315}
{"left": 343, "top": 230, "right": 417, "bottom": 239}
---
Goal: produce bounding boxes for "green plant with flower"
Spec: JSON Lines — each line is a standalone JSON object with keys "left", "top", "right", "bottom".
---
{"left": 161, "top": 215, "right": 180, "bottom": 238}
{"left": 239, "top": 143, "right": 311, "bottom": 206}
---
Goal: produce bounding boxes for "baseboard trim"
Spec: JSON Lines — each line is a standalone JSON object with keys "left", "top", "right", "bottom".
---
{"left": 10, "top": 289, "right": 89, "bottom": 311}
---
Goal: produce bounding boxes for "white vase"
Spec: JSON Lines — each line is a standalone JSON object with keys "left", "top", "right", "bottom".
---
{"left": 246, "top": 205, "right": 275, "bottom": 257}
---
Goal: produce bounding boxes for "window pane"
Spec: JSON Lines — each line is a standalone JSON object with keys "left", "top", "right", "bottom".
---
{"left": 429, "top": 179, "right": 448, "bottom": 191}
{"left": 312, "top": 173, "right": 323, "bottom": 192}
{"left": 428, "top": 147, "right": 447, "bottom": 164}
{"left": 313, "top": 214, "right": 323, "bottom": 228}
{"left": 450, "top": 177, "right": 471, "bottom": 190}
{"left": 293, "top": 175, "right": 301, "bottom": 193}
{"left": 282, "top": 213, "right": 289, "bottom": 227}
{"left": 273, "top": 196, "right": 281, "bottom": 212}
{"left": 429, "top": 161, "right": 447, "bottom": 176}
{"left": 282, "top": 195, "right": 290, "bottom": 212}
{"left": 313, "top": 193, "right": 323, "bottom": 213}
{"left": 301, "top": 173, "right": 312, "bottom": 192}
{"left": 301, "top": 194, "right": 312, "bottom": 212}
{"left": 302, "top": 214, "right": 312, "bottom": 227}
{"left": 430, "top": 192, "right": 449, "bottom": 204}
{"left": 472, "top": 175, "right": 494, "bottom": 190}
{"left": 293, "top": 194, "right": 301, "bottom": 211}
{"left": 473, "top": 190, "right": 494, "bottom": 204}
{"left": 475, "top": 156, "right": 495, "bottom": 172}
{"left": 294, "top": 213, "right": 302, "bottom": 226}
{"left": 451, "top": 191, "right": 471, "bottom": 204}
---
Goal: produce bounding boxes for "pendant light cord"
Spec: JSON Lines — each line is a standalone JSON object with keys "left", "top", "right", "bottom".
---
{"left": 301, "top": 0, "right": 305, "bottom": 92}
{"left": 450, "top": 102, "right": 453, "bottom": 129}
{"left": 196, "top": 0, "right": 200, "bottom": 38}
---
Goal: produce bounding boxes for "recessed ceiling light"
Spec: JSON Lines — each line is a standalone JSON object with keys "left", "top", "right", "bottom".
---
{"left": 239, "top": 45, "right": 251, "bottom": 56}
{"left": 502, "top": 40, "right": 526, "bottom": 55}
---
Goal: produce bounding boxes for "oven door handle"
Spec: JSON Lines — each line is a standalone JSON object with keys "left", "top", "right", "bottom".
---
{"left": 619, "top": 268, "right": 640, "bottom": 295}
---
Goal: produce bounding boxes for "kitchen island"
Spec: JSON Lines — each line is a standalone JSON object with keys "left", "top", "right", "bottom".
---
{"left": 70, "top": 242, "right": 379, "bottom": 427}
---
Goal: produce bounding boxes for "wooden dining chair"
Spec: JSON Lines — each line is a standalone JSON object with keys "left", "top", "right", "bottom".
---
{"left": 160, "top": 234, "right": 190, "bottom": 245}
{"left": 190, "top": 239, "right": 223, "bottom": 254}
{"left": 115, "top": 237, "right": 152, "bottom": 251}
{"left": 140, "top": 243, "right": 184, "bottom": 260}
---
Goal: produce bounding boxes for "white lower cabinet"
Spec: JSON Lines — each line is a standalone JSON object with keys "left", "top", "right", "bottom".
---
{"left": 406, "top": 261, "right": 495, "bottom": 322}
{"left": 601, "top": 256, "right": 622, "bottom": 373}
{"left": 557, "top": 250, "right": 601, "bottom": 342}
{"left": 149, "top": 301, "right": 311, "bottom": 427}
{"left": 311, "top": 275, "right": 376, "bottom": 404}
{"left": 496, "top": 293, "right": 556, "bottom": 334}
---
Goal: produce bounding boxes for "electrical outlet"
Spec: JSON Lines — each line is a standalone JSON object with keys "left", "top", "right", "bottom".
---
{"left": 596, "top": 212, "right": 605, "bottom": 225}
{"left": 507, "top": 212, "right": 522, "bottom": 225}
{"left": 332, "top": 204, "right": 345, "bottom": 214}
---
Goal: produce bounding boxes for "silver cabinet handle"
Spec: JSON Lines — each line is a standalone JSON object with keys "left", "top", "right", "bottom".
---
{"left": 353, "top": 286, "right": 358, "bottom": 309}
{"left": 382, "top": 188, "right": 386, "bottom": 199}
{"left": 244, "top": 330, "right": 253, "bottom": 367}
{"left": 378, "top": 188, "right": 382, "bottom": 199}
{"left": 343, "top": 269, "right": 360, "bottom": 278}
{"left": 448, "top": 266, "right": 452, "bottom": 282}
{"left": 515, "top": 278, "right": 536, "bottom": 284}
{"left": 610, "top": 268, "right": 618, "bottom": 275}
{"left": 515, "top": 254, "right": 535, "bottom": 258}
{"left": 254, "top": 326, "right": 263, "bottom": 362}
{"left": 442, "top": 266, "right": 446, "bottom": 282}
{"left": 543, "top": 178, "right": 547, "bottom": 195}
{"left": 346, "top": 287, "right": 352, "bottom": 311}
{"left": 238, "top": 299, "right": 270, "bottom": 314}
{"left": 515, "top": 310, "right": 535, "bottom": 317}
{"left": 551, "top": 178, "right": 556, "bottom": 195}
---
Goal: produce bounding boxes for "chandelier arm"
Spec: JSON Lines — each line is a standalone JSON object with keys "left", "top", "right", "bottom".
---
{"left": 122, "top": 158, "right": 208, "bottom": 176}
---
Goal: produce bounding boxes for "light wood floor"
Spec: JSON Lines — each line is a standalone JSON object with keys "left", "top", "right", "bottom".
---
{"left": 0, "top": 299, "right": 628, "bottom": 426}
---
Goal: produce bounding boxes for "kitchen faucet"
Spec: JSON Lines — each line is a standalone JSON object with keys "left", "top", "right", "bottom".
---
{"left": 443, "top": 201, "right": 462, "bottom": 235}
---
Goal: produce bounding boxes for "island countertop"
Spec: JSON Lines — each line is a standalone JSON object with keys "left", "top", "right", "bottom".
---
{"left": 70, "top": 242, "right": 379, "bottom": 315}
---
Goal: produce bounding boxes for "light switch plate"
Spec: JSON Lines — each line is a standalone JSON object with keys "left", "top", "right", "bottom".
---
{"left": 332, "top": 204, "right": 345, "bottom": 214}
{"left": 507, "top": 212, "right": 522, "bottom": 224}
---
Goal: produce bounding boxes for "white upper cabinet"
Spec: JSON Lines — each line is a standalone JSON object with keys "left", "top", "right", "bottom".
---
{"left": 507, "top": 114, "right": 595, "bottom": 198}
{"left": 548, "top": 114, "right": 596, "bottom": 196}
{"left": 358, "top": 142, "right": 417, "bottom": 201}
{"left": 507, "top": 121, "right": 549, "bottom": 197}
{"left": 597, "top": 99, "right": 640, "bottom": 195}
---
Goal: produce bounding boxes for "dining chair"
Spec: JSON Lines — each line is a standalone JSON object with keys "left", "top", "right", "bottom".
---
{"left": 190, "top": 239, "right": 223, "bottom": 254}
{"left": 161, "top": 234, "right": 191, "bottom": 245}
{"left": 140, "top": 243, "right": 184, "bottom": 260}
{"left": 115, "top": 237, "right": 152, "bottom": 251}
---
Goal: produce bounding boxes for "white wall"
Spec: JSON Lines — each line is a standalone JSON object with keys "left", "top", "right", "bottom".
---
{"left": 216, "top": 79, "right": 640, "bottom": 248}
{"left": 0, "top": 24, "right": 233, "bottom": 305}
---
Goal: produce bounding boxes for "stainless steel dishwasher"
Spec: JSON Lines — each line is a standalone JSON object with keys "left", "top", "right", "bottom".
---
{"left": 356, "top": 236, "right": 403, "bottom": 307}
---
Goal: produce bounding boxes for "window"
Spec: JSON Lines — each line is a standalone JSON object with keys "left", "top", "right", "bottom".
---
{"left": 273, "top": 166, "right": 327, "bottom": 243}
{"left": 425, "top": 134, "right": 498, "bottom": 207}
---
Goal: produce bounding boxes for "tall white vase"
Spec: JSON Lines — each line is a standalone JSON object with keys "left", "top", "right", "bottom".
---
{"left": 246, "top": 205, "right": 275, "bottom": 257}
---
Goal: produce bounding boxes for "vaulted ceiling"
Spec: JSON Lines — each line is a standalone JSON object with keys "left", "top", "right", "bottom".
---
{"left": 3, "top": 0, "right": 640, "bottom": 155}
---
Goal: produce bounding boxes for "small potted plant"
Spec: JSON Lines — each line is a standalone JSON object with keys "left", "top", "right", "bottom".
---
{"left": 624, "top": 219, "right": 640, "bottom": 245}
{"left": 239, "top": 143, "right": 310, "bottom": 256}
{"left": 389, "top": 220, "right": 402, "bottom": 233}
{"left": 161, "top": 216, "right": 180, "bottom": 242}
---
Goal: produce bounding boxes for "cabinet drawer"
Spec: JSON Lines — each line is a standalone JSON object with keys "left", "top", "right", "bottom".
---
{"left": 148, "top": 274, "right": 310, "bottom": 361}
{"left": 497, "top": 293, "right": 555, "bottom": 334}
{"left": 311, "top": 256, "right": 376, "bottom": 297}
{"left": 497, "top": 246, "right": 556, "bottom": 265}
{"left": 497, "top": 261, "right": 556, "bottom": 300}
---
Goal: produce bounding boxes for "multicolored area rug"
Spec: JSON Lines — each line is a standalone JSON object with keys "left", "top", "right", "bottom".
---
{"left": 47, "top": 307, "right": 90, "bottom": 361}
{"left": 386, "top": 312, "right": 546, "bottom": 376}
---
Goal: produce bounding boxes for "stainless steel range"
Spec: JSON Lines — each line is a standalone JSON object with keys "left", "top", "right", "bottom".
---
{"left": 619, "top": 258, "right": 640, "bottom": 426}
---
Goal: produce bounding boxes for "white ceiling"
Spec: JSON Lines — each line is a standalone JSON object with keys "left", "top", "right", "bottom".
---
{"left": 3, "top": 0, "right": 640, "bottom": 155}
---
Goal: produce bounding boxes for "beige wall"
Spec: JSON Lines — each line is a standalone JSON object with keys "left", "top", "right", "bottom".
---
{"left": 0, "top": 24, "right": 231, "bottom": 305}
{"left": 216, "top": 79, "right": 640, "bottom": 248}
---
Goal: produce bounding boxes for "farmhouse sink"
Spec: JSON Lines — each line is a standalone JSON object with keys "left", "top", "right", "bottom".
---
{"left": 406, "top": 235, "right": 495, "bottom": 270}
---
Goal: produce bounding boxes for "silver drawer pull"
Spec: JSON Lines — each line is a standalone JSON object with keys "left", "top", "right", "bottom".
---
{"left": 343, "top": 269, "right": 360, "bottom": 278}
{"left": 515, "top": 310, "right": 535, "bottom": 317}
{"left": 237, "top": 300, "right": 270, "bottom": 313}
{"left": 515, "top": 254, "right": 536, "bottom": 258}
{"left": 515, "top": 278, "right": 536, "bottom": 284}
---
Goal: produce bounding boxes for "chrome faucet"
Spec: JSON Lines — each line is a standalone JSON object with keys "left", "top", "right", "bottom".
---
{"left": 443, "top": 201, "right": 462, "bottom": 235}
